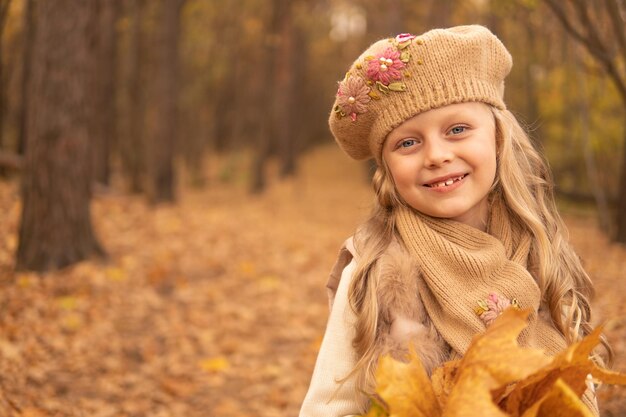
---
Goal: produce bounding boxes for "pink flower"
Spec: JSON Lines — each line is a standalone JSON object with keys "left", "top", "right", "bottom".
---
{"left": 366, "top": 47, "right": 405, "bottom": 85}
{"left": 486, "top": 292, "right": 511, "bottom": 313}
{"left": 480, "top": 310, "right": 500, "bottom": 327}
{"left": 395, "top": 33, "right": 416, "bottom": 43}
{"left": 477, "top": 293, "right": 516, "bottom": 327}
{"left": 337, "top": 76, "right": 371, "bottom": 121}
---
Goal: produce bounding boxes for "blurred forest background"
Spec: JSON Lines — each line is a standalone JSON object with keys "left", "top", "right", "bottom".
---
{"left": 0, "top": 0, "right": 625, "bottom": 416}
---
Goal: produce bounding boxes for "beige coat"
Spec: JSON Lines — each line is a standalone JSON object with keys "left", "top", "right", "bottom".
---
{"left": 298, "top": 239, "right": 364, "bottom": 417}
{"left": 299, "top": 237, "right": 447, "bottom": 417}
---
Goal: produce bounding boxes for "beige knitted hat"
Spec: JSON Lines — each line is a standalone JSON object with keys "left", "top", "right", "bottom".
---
{"left": 329, "top": 25, "right": 512, "bottom": 163}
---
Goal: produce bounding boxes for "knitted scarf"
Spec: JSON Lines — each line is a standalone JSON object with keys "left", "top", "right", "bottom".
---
{"left": 394, "top": 198, "right": 568, "bottom": 358}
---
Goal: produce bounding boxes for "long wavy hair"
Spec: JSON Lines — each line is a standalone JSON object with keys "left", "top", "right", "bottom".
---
{"left": 342, "top": 105, "right": 613, "bottom": 397}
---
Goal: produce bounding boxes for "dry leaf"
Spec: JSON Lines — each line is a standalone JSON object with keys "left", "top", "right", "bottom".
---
{"left": 105, "top": 267, "right": 127, "bottom": 281}
{"left": 375, "top": 347, "right": 441, "bottom": 417}
{"left": 443, "top": 309, "right": 551, "bottom": 416}
{"left": 199, "top": 356, "right": 230, "bottom": 373}
{"left": 501, "top": 325, "right": 626, "bottom": 416}
{"left": 21, "top": 407, "right": 48, "bottom": 417}
{"left": 455, "top": 309, "right": 552, "bottom": 384}
{"left": 520, "top": 379, "right": 594, "bottom": 417}
{"left": 362, "top": 397, "right": 389, "bottom": 417}
{"left": 159, "top": 376, "right": 197, "bottom": 398}
{"left": 57, "top": 296, "right": 78, "bottom": 310}
{"left": 364, "top": 308, "right": 626, "bottom": 417}
{"left": 431, "top": 359, "right": 459, "bottom": 409}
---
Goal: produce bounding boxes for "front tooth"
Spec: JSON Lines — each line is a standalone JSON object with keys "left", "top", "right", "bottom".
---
{"left": 445, "top": 179, "right": 454, "bottom": 186}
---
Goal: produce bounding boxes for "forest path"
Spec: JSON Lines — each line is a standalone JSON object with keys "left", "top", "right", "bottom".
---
{"left": 0, "top": 145, "right": 624, "bottom": 417}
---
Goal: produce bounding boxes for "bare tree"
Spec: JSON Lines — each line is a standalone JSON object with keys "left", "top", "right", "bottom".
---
{"left": 574, "top": 54, "right": 612, "bottom": 233}
{"left": 250, "top": 0, "right": 281, "bottom": 193}
{"left": 543, "top": 0, "right": 626, "bottom": 243}
{"left": 149, "top": 0, "right": 185, "bottom": 203}
{"left": 120, "top": 0, "right": 146, "bottom": 193}
{"left": 0, "top": 0, "right": 12, "bottom": 169}
{"left": 16, "top": 0, "right": 105, "bottom": 271}
{"left": 92, "top": 0, "right": 119, "bottom": 186}
{"left": 17, "top": 0, "right": 34, "bottom": 157}
{"left": 274, "top": 0, "right": 299, "bottom": 177}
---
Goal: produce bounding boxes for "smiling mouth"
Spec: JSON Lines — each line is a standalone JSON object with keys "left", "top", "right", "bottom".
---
{"left": 424, "top": 174, "right": 468, "bottom": 188}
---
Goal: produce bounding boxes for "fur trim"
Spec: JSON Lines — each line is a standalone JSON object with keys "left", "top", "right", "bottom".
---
{"left": 376, "top": 239, "right": 423, "bottom": 323}
{"left": 375, "top": 239, "right": 450, "bottom": 375}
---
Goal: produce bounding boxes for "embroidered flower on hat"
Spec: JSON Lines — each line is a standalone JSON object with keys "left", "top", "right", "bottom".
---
{"left": 333, "top": 33, "right": 418, "bottom": 122}
{"left": 395, "top": 33, "right": 417, "bottom": 44}
{"left": 366, "top": 47, "right": 405, "bottom": 86}
{"left": 475, "top": 292, "right": 521, "bottom": 327}
{"left": 335, "top": 75, "right": 371, "bottom": 122}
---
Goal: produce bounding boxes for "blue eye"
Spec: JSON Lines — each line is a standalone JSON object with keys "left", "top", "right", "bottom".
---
{"left": 450, "top": 126, "right": 466, "bottom": 135}
{"left": 400, "top": 139, "right": 420, "bottom": 148}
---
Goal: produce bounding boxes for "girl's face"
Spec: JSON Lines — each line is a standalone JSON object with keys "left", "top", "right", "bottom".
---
{"left": 382, "top": 102, "right": 497, "bottom": 230}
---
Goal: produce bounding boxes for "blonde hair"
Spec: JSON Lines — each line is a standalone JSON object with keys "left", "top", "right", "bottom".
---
{"left": 343, "top": 105, "right": 613, "bottom": 396}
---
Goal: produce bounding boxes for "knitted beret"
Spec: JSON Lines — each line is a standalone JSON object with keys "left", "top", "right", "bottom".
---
{"left": 329, "top": 25, "right": 512, "bottom": 163}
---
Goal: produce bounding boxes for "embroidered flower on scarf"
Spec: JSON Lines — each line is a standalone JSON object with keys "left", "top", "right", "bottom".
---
{"left": 475, "top": 292, "right": 521, "bottom": 327}
{"left": 366, "top": 47, "right": 406, "bottom": 85}
{"left": 335, "top": 75, "right": 371, "bottom": 122}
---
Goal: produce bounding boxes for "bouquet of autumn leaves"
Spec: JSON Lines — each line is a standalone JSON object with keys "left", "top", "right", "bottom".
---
{"left": 362, "top": 309, "right": 626, "bottom": 417}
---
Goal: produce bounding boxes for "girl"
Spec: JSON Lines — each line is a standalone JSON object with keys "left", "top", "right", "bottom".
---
{"left": 299, "top": 25, "right": 611, "bottom": 417}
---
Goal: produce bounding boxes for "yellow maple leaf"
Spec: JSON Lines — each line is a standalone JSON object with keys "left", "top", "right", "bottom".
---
{"left": 456, "top": 309, "right": 552, "bottom": 384}
{"left": 431, "top": 359, "right": 459, "bottom": 409}
{"left": 105, "top": 266, "right": 127, "bottom": 281}
{"left": 361, "top": 397, "right": 389, "bottom": 417}
{"left": 501, "top": 324, "right": 626, "bottom": 416}
{"left": 374, "top": 347, "right": 441, "bottom": 417}
{"left": 520, "top": 378, "right": 594, "bottom": 417}
{"left": 363, "top": 307, "right": 626, "bottom": 417}
{"left": 444, "top": 309, "right": 552, "bottom": 417}
{"left": 199, "top": 356, "right": 230, "bottom": 372}
{"left": 57, "top": 295, "right": 78, "bottom": 310}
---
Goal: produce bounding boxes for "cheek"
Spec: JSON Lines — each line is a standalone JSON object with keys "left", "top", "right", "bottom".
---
{"left": 485, "top": 147, "right": 498, "bottom": 185}
{"left": 390, "top": 154, "right": 415, "bottom": 174}
{"left": 489, "top": 162, "right": 497, "bottom": 185}
{"left": 477, "top": 132, "right": 498, "bottom": 181}
{"left": 389, "top": 163, "right": 414, "bottom": 189}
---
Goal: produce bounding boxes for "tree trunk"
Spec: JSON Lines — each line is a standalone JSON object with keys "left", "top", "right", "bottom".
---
{"left": 149, "top": 0, "right": 183, "bottom": 203}
{"left": 0, "top": 150, "right": 21, "bottom": 170}
{"left": 575, "top": 56, "right": 612, "bottom": 233}
{"left": 16, "top": 0, "right": 105, "bottom": 271}
{"left": 250, "top": 0, "right": 280, "bottom": 193}
{"left": 0, "top": 0, "right": 11, "bottom": 169}
{"left": 281, "top": 22, "right": 307, "bottom": 177}
{"left": 211, "top": 9, "right": 237, "bottom": 154}
{"left": 218, "top": 8, "right": 248, "bottom": 156}
{"left": 275, "top": 1, "right": 296, "bottom": 177}
{"left": 92, "top": 0, "right": 119, "bottom": 186}
{"left": 17, "top": 0, "right": 34, "bottom": 157}
{"left": 120, "top": 0, "right": 146, "bottom": 193}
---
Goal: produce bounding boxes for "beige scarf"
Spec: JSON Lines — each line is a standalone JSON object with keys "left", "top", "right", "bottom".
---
{"left": 394, "top": 197, "right": 568, "bottom": 358}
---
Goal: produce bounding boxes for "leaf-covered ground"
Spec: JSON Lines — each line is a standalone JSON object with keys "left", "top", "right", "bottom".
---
{"left": 0, "top": 145, "right": 625, "bottom": 417}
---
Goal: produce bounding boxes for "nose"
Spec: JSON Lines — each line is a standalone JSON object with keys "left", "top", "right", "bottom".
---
{"left": 423, "top": 137, "right": 454, "bottom": 168}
